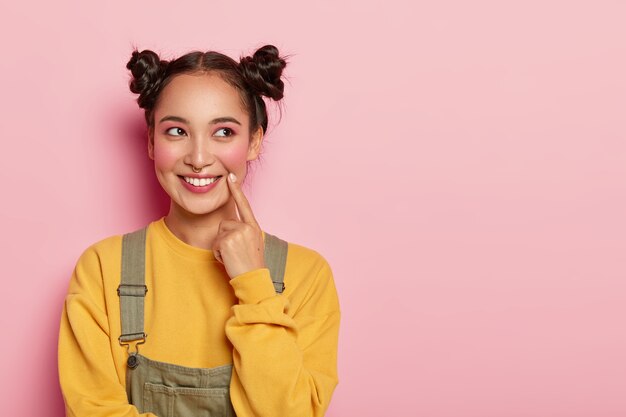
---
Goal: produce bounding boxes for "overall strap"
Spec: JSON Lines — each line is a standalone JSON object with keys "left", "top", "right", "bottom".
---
{"left": 117, "top": 228, "right": 289, "bottom": 346}
{"left": 263, "top": 232, "right": 288, "bottom": 293}
{"left": 118, "top": 227, "right": 148, "bottom": 344}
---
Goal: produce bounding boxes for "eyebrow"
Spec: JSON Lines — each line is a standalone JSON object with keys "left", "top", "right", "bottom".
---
{"left": 158, "top": 115, "right": 242, "bottom": 126}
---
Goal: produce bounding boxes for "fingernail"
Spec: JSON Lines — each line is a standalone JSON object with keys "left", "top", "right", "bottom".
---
{"left": 228, "top": 172, "right": 237, "bottom": 183}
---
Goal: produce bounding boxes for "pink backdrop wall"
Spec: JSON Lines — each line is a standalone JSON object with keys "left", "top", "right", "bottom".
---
{"left": 1, "top": 1, "right": 625, "bottom": 415}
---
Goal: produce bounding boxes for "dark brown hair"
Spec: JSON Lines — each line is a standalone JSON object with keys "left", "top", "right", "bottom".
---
{"left": 126, "top": 45, "right": 287, "bottom": 136}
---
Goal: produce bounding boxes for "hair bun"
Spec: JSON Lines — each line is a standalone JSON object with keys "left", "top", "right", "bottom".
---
{"left": 126, "top": 49, "right": 168, "bottom": 109}
{"left": 239, "top": 45, "right": 287, "bottom": 101}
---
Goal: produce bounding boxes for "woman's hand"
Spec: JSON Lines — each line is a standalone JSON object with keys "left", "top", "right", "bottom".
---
{"left": 212, "top": 172, "right": 266, "bottom": 279}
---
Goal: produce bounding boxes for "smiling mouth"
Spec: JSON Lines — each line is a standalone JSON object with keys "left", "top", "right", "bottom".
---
{"left": 179, "top": 175, "right": 223, "bottom": 187}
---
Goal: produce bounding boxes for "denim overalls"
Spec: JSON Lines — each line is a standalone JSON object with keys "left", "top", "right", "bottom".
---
{"left": 117, "top": 227, "right": 287, "bottom": 417}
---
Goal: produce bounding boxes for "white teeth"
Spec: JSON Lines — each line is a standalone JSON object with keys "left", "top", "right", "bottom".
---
{"left": 183, "top": 176, "right": 219, "bottom": 187}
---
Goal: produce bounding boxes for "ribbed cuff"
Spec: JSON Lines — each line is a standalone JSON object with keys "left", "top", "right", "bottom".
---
{"left": 230, "top": 268, "right": 277, "bottom": 304}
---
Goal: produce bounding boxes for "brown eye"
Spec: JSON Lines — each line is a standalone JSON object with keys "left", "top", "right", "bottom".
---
{"left": 166, "top": 127, "right": 186, "bottom": 136}
{"left": 214, "top": 128, "right": 233, "bottom": 137}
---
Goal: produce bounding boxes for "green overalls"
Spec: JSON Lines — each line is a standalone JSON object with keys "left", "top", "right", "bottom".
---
{"left": 117, "top": 227, "right": 288, "bottom": 417}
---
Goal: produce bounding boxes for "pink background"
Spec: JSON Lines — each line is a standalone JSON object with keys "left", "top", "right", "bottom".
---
{"left": 1, "top": 1, "right": 625, "bottom": 415}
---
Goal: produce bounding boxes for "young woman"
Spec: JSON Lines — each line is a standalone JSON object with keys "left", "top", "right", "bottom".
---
{"left": 58, "top": 44, "right": 340, "bottom": 417}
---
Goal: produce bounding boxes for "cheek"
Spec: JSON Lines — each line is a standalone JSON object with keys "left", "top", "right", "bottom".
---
{"left": 216, "top": 142, "right": 249, "bottom": 171}
{"left": 153, "top": 143, "right": 179, "bottom": 170}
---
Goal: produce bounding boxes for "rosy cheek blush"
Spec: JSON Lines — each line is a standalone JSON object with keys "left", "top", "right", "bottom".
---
{"left": 153, "top": 145, "right": 179, "bottom": 170}
{"left": 216, "top": 141, "right": 249, "bottom": 172}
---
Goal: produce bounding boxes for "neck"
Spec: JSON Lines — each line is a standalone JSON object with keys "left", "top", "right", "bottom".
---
{"left": 164, "top": 199, "right": 238, "bottom": 250}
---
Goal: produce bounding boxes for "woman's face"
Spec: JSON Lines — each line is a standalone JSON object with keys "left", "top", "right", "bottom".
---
{"left": 149, "top": 72, "right": 262, "bottom": 217}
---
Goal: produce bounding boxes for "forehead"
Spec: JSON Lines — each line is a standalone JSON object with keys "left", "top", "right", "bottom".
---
{"left": 155, "top": 73, "right": 248, "bottom": 123}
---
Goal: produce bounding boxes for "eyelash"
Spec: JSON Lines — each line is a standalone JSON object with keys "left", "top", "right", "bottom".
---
{"left": 165, "top": 127, "right": 186, "bottom": 137}
{"left": 215, "top": 128, "right": 234, "bottom": 137}
{"left": 164, "top": 127, "right": 234, "bottom": 138}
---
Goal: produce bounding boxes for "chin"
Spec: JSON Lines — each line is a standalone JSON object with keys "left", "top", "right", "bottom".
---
{"left": 177, "top": 197, "right": 229, "bottom": 217}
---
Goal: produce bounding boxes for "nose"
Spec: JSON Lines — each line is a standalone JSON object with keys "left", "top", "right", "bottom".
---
{"left": 184, "top": 136, "right": 217, "bottom": 171}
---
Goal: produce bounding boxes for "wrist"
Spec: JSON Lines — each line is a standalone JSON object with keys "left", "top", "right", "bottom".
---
{"left": 229, "top": 268, "right": 276, "bottom": 304}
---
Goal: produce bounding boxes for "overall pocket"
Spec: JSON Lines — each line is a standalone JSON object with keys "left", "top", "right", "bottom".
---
{"left": 143, "top": 382, "right": 233, "bottom": 417}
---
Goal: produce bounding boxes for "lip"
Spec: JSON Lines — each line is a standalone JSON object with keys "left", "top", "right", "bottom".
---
{"left": 182, "top": 173, "right": 222, "bottom": 179}
{"left": 178, "top": 175, "right": 222, "bottom": 193}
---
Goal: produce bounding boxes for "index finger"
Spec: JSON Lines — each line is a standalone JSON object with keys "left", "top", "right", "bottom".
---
{"left": 227, "top": 172, "right": 259, "bottom": 226}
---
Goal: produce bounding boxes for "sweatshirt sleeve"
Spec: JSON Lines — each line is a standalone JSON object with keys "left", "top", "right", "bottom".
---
{"left": 58, "top": 245, "right": 157, "bottom": 417}
{"left": 225, "top": 254, "right": 341, "bottom": 417}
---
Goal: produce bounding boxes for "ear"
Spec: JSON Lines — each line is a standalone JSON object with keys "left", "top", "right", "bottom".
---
{"left": 246, "top": 126, "right": 264, "bottom": 161}
{"left": 147, "top": 127, "right": 155, "bottom": 160}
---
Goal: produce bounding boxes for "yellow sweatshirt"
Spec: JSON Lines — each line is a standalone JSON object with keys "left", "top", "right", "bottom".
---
{"left": 58, "top": 217, "right": 340, "bottom": 417}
